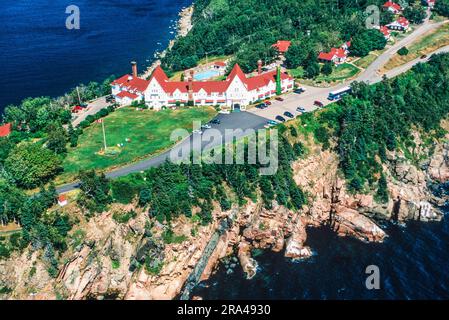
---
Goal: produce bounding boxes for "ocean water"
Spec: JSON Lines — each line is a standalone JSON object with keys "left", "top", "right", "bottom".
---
{"left": 192, "top": 208, "right": 449, "bottom": 300}
{"left": 0, "top": 0, "right": 192, "bottom": 113}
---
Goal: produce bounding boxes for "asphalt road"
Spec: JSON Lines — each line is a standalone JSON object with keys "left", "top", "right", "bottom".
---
{"left": 57, "top": 19, "right": 449, "bottom": 194}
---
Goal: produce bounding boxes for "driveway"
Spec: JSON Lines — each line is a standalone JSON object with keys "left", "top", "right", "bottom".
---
{"left": 71, "top": 96, "right": 109, "bottom": 127}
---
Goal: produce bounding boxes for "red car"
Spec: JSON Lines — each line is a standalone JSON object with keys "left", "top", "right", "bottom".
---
{"left": 275, "top": 97, "right": 284, "bottom": 102}
{"left": 314, "top": 101, "right": 324, "bottom": 107}
{"left": 264, "top": 100, "right": 272, "bottom": 105}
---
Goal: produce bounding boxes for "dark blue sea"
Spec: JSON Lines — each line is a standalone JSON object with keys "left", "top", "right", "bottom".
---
{"left": 0, "top": 0, "right": 192, "bottom": 113}
{"left": 192, "top": 211, "right": 449, "bottom": 300}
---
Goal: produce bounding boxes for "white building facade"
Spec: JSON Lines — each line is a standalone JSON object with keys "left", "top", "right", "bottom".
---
{"left": 112, "top": 64, "right": 294, "bottom": 110}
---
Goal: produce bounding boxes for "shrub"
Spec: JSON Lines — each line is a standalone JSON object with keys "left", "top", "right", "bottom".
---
{"left": 398, "top": 47, "right": 409, "bottom": 56}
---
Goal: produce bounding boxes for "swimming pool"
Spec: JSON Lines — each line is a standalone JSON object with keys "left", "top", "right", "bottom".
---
{"left": 194, "top": 69, "right": 220, "bottom": 81}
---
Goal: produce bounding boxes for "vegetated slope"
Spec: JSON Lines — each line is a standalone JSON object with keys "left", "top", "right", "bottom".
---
{"left": 162, "top": 0, "right": 388, "bottom": 72}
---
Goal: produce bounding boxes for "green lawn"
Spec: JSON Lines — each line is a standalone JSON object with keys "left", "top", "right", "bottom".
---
{"left": 315, "top": 63, "right": 360, "bottom": 83}
{"left": 60, "top": 106, "right": 217, "bottom": 182}
{"left": 354, "top": 54, "right": 378, "bottom": 69}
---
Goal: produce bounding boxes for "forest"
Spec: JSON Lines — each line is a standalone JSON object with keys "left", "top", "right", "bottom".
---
{"left": 161, "top": 0, "right": 406, "bottom": 74}
{"left": 306, "top": 53, "right": 449, "bottom": 199}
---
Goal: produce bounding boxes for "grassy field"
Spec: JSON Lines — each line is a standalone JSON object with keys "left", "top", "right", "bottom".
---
{"left": 384, "top": 23, "right": 449, "bottom": 71}
{"left": 315, "top": 63, "right": 360, "bottom": 83}
{"left": 60, "top": 106, "right": 217, "bottom": 182}
{"left": 354, "top": 53, "right": 378, "bottom": 69}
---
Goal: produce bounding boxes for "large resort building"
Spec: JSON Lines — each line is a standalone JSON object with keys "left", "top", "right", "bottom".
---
{"left": 111, "top": 62, "right": 295, "bottom": 111}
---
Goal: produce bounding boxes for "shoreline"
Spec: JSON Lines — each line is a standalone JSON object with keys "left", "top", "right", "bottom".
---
{"left": 141, "top": 5, "right": 194, "bottom": 79}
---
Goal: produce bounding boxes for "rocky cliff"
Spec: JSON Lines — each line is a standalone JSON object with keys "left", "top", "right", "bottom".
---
{"left": 1, "top": 126, "right": 447, "bottom": 300}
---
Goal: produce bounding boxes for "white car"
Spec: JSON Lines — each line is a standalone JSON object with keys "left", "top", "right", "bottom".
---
{"left": 192, "top": 129, "right": 203, "bottom": 135}
{"left": 219, "top": 110, "right": 231, "bottom": 114}
{"left": 201, "top": 124, "right": 212, "bottom": 129}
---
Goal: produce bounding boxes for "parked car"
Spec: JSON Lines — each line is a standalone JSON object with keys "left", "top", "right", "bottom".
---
{"left": 267, "top": 120, "right": 278, "bottom": 126}
{"left": 296, "top": 107, "right": 306, "bottom": 113}
{"left": 421, "top": 54, "right": 428, "bottom": 59}
{"left": 284, "top": 111, "right": 294, "bottom": 119}
{"left": 210, "top": 119, "right": 221, "bottom": 124}
{"left": 192, "top": 129, "right": 203, "bottom": 135}
{"left": 201, "top": 124, "right": 211, "bottom": 129}
{"left": 275, "top": 115, "right": 286, "bottom": 122}
{"left": 264, "top": 100, "right": 272, "bottom": 105}
{"left": 314, "top": 100, "right": 324, "bottom": 107}
{"left": 219, "top": 110, "right": 231, "bottom": 114}
{"left": 275, "top": 97, "right": 284, "bottom": 102}
{"left": 79, "top": 103, "right": 88, "bottom": 108}
{"left": 294, "top": 88, "right": 305, "bottom": 94}
{"left": 106, "top": 95, "right": 115, "bottom": 103}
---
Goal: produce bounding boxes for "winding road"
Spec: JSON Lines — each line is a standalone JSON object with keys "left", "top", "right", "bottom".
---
{"left": 57, "top": 18, "right": 449, "bottom": 194}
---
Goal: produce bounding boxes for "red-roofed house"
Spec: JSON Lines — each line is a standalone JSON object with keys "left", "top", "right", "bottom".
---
{"left": 318, "top": 48, "right": 348, "bottom": 65}
{"left": 58, "top": 195, "right": 68, "bottom": 207}
{"left": 379, "top": 26, "right": 391, "bottom": 39}
{"left": 112, "top": 62, "right": 294, "bottom": 110}
{"left": 383, "top": 1, "right": 402, "bottom": 14}
{"left": 272, "top": 40, "right": 292, "bottom": 54}
{"left": 0, "top": 123, "right": 11, "bottom": 138}
{"left": 111, "top": 63, "right": 149, "bottom": 106}
{"left": 387, "top": 17, "right": 410, "bottom": 31}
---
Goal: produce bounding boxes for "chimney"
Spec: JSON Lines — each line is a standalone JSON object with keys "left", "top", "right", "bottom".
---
{"left": 131, "top": 61, "right": 138, "bottom": 78}
{"left": 258, "top": 60, "right": 263, "bottom": 75}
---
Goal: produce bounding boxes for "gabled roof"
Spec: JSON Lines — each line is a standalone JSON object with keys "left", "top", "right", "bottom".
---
{"left": 397, "top": 16, "right": 410, "bottom": 26}
{"left": 124, "top": 63, "right": 292, "bottom": 96}
{"left": 0, "top": 123, "right": 11, "bottom": 137}
{"left": 227, "top": 64, "right": 247, "bottom": 84}
{"left": 214, "top": 61, "right": 226, "bottom": 67}
{"left": 383, "top": 1, "right": 402, "bottom": 11}
{"left": 112, "top": 75, "right": 150, "bottom": 93}
{"left": 151, "top": 65, "right": 170, "bottom": 82}
{"left": 246, "top": 70, "right": 292, "bottom": 91}
{"left": 116, "top": 91, "right": 139, "bottom": 99}
{"left": 272, "top": 40, "right": 292, "bottom": 53}
{"left": 318, "top": 48, "right": 347, "bottom": 61}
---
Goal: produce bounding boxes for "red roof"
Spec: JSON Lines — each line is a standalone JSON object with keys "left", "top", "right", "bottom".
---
{"left": 246, "top": 70, "right": 291, "bottom": 91}
{"left": 0, "top": 123, "right": 11, "bottom": 137}
{"left": 116, "top": 91, "right": 139, "bottom": 99}
{"left": 72, "top": 105, "right": 83, "bottom": 112}
{"left": 397, "top": 17, "right": 410, "bottom": 27}
{"left": 214, "top": 61, "right": 226, "bottom": 67}
{"left": 148, "top": 64, "right": 293, "bottom": 95}
{"left": 380, "top": 26, "right": 391, "bottom": 36}
{"left": 383, "top": 1, "right": 402, "bottom": 12}
{"left": 318, "top": 48, "right": 347, "bottom": 61}
{"left": 111, "top": 75, "right": 149, "bottom": 93}
{"left": 272, "top": 40, "right": 292, "bottom": 53}
{"left": 58, "top": 195, "right": 67, "bottom": 202}
{"left": 226, "top": 64, "right": 247, "bottom": 83}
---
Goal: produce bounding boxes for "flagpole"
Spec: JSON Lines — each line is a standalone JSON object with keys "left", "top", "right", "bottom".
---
{"left": 102, "top": 120, "right": 107, "bottom": 151}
